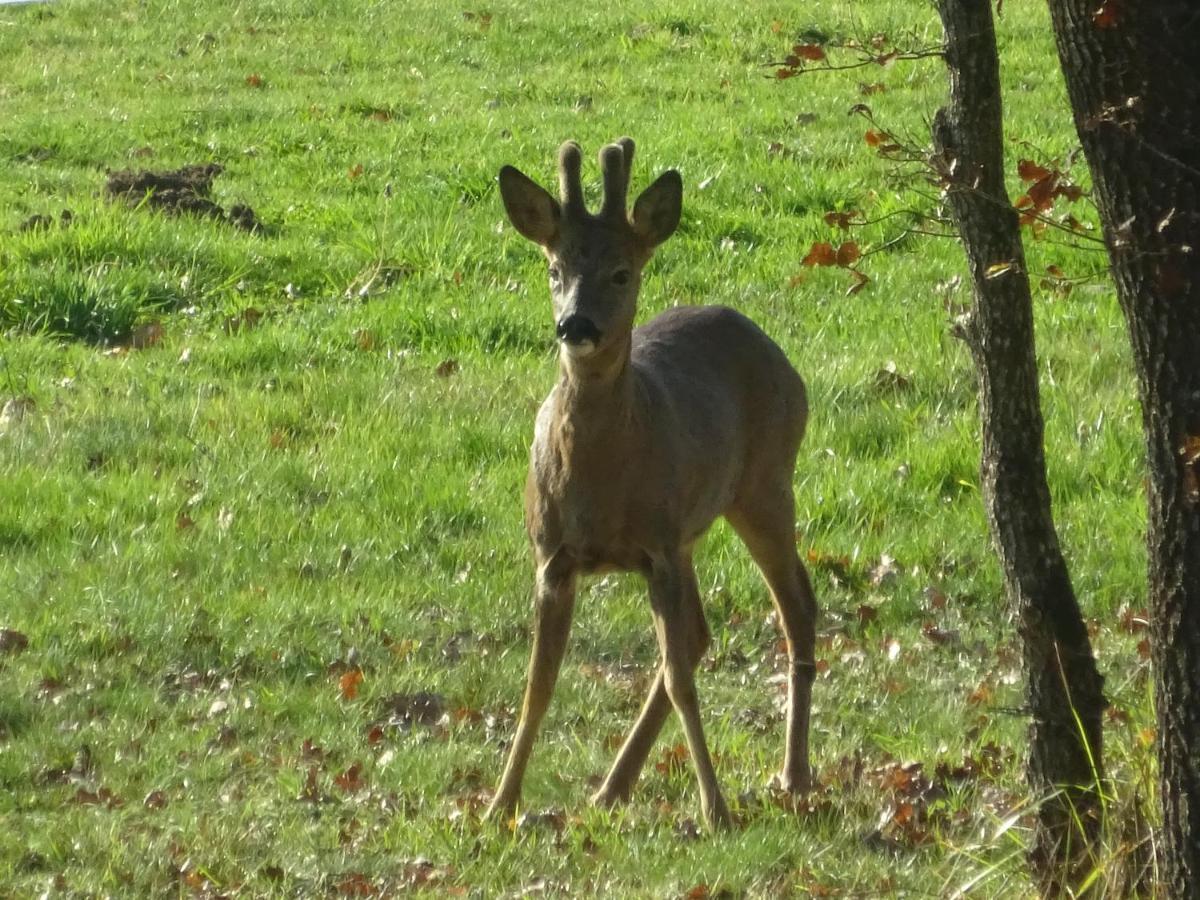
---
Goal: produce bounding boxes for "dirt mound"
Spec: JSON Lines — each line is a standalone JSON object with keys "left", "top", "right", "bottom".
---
{"left": 105, "top": 164, "right": 263, "bottom": 233}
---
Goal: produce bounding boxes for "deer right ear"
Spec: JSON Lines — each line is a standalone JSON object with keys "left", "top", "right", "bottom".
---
{"left": 499, "top": 166, "right": 561, "bottom": 246}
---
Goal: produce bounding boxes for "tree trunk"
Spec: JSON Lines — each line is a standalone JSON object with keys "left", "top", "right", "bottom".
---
{"left": 932, "top": 0, "right": 1107, "bottom": 887}
{"left": 1045, "top": 2, "right": 1200, "bottom": 895}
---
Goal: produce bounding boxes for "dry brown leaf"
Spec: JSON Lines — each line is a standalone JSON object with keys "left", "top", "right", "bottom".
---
{"left": 334, "top": 762, "right": 366, "bottom": 794}
{"left": 143, "top": 789, "right": 168, "bottom": 809}
{"left": 339, "top": 669, "right": 364, "bottom": 701}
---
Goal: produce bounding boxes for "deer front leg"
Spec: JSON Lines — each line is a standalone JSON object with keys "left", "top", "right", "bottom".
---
{"left": 485, "top": 554, "right": 577, "bottom": 822}
{"left": 647, "top": 553, "right": 731, "bottom": 830}
{"left": 592, "top": 563, "right": 709, "bottom": 807}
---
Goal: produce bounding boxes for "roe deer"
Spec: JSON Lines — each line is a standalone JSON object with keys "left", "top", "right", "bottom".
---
{"left": 486, "top": 138, "right": 817, "bottom": 829}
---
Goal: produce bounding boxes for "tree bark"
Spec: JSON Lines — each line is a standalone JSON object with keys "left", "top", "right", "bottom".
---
{"left": 932, "top": 0, "right": 1107, "bottom": 887}
{"left": 1045, "top": 2, "right": 1200, "bottom": 895}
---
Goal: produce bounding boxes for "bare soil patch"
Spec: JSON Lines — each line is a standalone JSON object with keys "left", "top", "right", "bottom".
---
{"left": 104, "top": 164, "right": 264, "bottom": 233}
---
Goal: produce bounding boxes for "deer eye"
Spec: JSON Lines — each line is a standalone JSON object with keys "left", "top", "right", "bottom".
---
{"left": 612, "top": 269, "right": 631, "bottom": 286}
{"left": 548, "top": 266, "right": 562, "bottom": 283}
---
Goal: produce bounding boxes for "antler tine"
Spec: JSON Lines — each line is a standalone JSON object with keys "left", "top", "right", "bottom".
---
{"left": 616, "top": 136, "right": 635, "bottom": 178}
{"left": 557, "top": 141, "right": 585, "bottom": 217}
{"left": 599, "top": 137, "right": 635, "bottom": 221}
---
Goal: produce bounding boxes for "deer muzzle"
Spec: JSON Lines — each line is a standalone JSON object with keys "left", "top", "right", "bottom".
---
{"left": 556, "top": 313, "right": 603, "bottom": 352}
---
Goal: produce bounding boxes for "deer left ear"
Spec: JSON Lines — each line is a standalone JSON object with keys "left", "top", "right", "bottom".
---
{"left": 631, "top": 170, "right": 682, "bottom": 248}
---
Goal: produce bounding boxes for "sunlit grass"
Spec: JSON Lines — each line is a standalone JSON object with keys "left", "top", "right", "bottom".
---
{"left": 0, "top": 0, "right": 1152, "bottom": 895}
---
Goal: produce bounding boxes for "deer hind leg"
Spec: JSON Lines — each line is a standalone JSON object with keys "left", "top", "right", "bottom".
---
{"left": 646, "top": 552, "right": 732, "bottom": 830}
{"left": 485, "top": 554, "right": 577, "bottom": 822}
{"left": 592, "top": 556, "right": 709, "bottom": 807}
{"left": 727, "top": 488, "right": 818, "bottom": 796}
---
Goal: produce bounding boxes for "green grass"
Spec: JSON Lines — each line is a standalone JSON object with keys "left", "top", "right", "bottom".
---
{"left": 0, "top": 0, "right": 1154, "bottom": 896}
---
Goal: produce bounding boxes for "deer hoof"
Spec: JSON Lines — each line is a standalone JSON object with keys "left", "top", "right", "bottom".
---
{"left": 483, "top": 797, "right": 516, "bottom": 825}
{"left": 769, "top": 769, "right": 812, "bottom": 797}
{"left": 590, "top": 778, "right": 636, "bottom": 808}
{"left": 704, "top": 796, "right": 735, "bottom": 831}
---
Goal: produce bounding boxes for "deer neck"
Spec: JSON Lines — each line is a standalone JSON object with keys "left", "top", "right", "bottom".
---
{"left": 553, "top": 332, "right": 636, "bottom": 447}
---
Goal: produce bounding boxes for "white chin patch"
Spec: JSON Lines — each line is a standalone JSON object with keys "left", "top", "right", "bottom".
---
{"left": 561, "top": 339, "right": 597, "bottom": 359}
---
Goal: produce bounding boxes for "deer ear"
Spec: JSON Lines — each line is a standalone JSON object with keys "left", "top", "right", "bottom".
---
{"left": 499, "top": 166, "right": 561, "bottom": 246}
{"left": 631, "top": 170, "right": 682, "bottom": 248}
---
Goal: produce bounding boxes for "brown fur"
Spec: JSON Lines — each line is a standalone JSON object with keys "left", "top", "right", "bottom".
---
{"left": 487, "top": 139, "right": 818, "bottom": 829}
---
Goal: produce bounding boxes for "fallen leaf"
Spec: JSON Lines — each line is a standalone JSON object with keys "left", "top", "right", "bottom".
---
{"left": 334, "top": 762, "right": 366, "bottom": 794}
{"left": 143, "top": 789, "right": 168, "bottom": 809}
{"left": 655, "top": 743, "right": 690, "bottom": 776}
{"left": 339, "top": 669, "right": 364, "bottom": 701}
{"left": 301, "top": 738, "right": 326, "bottom": 761}
{"left": 856, "top": 604, "right": 879, "bottom": 627}
{"left": 967, "top": 681, "right": 993, "bottom": 706}
{"left": 298, "top": 764, "right": 321, "bottom": 803}
{"left": 334, "top": 872, "right": 377, "bottom": 896}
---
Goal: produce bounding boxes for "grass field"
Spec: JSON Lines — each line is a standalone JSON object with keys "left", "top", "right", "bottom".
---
{"left": 0, "top": 0, "right": 1154, "bottom": 896}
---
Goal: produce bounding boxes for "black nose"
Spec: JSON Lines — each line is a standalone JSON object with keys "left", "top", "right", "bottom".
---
{"left": 556, "top": 314, "right": 602, "bottom": 345}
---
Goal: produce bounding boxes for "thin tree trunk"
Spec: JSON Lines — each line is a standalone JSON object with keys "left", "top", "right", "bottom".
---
{"left": 932, "top": 0, "right": 1107, "bottom": 887}
{"left": 1045, "top": 2, "right": 1200, "bottom": 895}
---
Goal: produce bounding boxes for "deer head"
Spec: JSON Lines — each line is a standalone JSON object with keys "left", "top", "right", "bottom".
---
{"left": 498, "top": 139, "right": 682, "bottom": 364}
